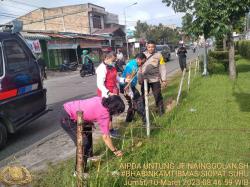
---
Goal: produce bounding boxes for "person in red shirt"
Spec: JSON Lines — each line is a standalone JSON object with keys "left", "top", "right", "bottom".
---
{"left": 96, "top": 51, "right": 127, "bottom": 97}
{"left": 96, "top": 51, "right": 129, "bottom": 137}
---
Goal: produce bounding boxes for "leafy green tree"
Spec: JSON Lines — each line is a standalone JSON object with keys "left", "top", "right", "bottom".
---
{"left": 134, "top": 20, "right": 181, "bottom": 46}
{"left": 181, "top": 13, "right": 193, "bottom": 35}
{"left": 163, "top": 0, "right": 250, "bottom": 79}
{"left": 215, "top": 1, "right": 250, "bottom": 79}
{"left": 163, "top": 0, "right": 216, "bottom": 75}
{"left": 134, "top": 20, "right": 149, "bottom": 39}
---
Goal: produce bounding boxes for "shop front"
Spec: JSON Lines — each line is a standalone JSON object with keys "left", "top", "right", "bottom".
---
{"left": 47, "top": 40, "right": 79, "bottom": 69}
{"left": 77, "top": 38, "right": 103, "bottom": 64}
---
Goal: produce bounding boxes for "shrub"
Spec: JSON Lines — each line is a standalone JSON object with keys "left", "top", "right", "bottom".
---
{"left": 237, "top": 40, "right": 250, "bottom": 59}
{"left": 208, "top": 50, "right": 229, "bottom": 71}
{"left": 215, "top": 39, "right": 224, "bottom": 51}
{"left": 209, "top": 50, "right": 228, "bottom": 60}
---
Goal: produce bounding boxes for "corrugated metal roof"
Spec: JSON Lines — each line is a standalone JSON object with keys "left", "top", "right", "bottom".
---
{"left": 21, "top": 32, "right": 106, "bottom": 41}
{"left": 20, "top": 32, "right": 51, "bottom": 40}
{"left": 45, "top": 33, "right": 73, "bottom": 38}
{"left": 92, "top": 27, "right": 123, "bottom": 35}
{"left": 75, "top": 35, "right": 105, "bottom": 41}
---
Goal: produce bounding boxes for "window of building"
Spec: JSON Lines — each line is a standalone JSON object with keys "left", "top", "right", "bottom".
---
{"left": 0, "top": 45, "right": 3, "bottom": 76}
{"left": 3, "top": 40, "right": 29, "bottom": 72}
{"left": 92, "top": 15, "right": 102, "bottom": 29}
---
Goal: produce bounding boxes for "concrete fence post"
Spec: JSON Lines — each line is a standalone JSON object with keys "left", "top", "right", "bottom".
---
{"left": 176, "top": 68, "right": 186, "bottom": 105}
{"left": 144, "top": 79, "right": 150, "bottom": 137}
{"left": 188, "top": 61, "right": 192, "bottom": 91}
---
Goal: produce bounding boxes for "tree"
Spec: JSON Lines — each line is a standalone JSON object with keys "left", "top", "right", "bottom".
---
{"left": 134, "top": 20, "right": 181, "bottom": 46}
{"left": 181, "top": 13, "right": 193, "bottom": 35}
{"left": 212, "top": 0, "right": 250, "bottom": 79}
{"left": 163, "top": 0, "right": 250, "bottom": 79}
{"left": 163, "top": 0, "right": 215, "bottom": 75}
{"left": 134, "top": 20, "right": 149, "bottom": 39}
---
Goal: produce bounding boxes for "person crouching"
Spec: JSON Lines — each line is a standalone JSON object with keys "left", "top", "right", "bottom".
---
{"left": 60, "top": 95, "right": 125, "bottom": 171}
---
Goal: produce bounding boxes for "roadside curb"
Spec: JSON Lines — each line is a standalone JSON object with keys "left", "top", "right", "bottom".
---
{"left": 0, "top": 130, "right": 63, "bottom": 169}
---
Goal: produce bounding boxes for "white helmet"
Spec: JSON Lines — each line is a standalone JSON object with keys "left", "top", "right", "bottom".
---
{"left": 179, "top": 40, "right": 184, "bottom": 45}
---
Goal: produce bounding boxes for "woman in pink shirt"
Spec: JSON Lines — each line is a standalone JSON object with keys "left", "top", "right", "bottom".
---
{"left": 60, "top": 95, "right": 125, "bottom": 168}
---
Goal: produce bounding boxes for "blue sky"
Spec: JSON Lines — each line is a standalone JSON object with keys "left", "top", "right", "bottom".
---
{"left": 0, "top": 0, "right": 184, "bottom": 28}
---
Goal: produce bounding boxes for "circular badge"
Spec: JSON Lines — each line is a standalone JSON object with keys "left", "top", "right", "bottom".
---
{"left": 0, "top": 166, "right": 32, "bottom": 186}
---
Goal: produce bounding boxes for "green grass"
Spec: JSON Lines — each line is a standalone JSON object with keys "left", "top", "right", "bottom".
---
{"left": 33, "top": 58, "right": 250, "bottom": 187}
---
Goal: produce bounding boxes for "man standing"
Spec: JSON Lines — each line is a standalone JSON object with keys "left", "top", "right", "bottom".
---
{"left": 139, "top": 40, "right": 167, "bottom": 115}
{"left": 177, "top": 43, "right": 187, "bottom": 71}
{"left": 37, "top": 54, "right": 47, "bottom": 80}
{"left": 116, "top": 49, "right": 125, "bottom": 73}
{"left": 116, "top": 49, "right": 124, "bottom": 62}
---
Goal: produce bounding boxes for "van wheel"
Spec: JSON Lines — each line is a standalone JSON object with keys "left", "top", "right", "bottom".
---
{"left": 0, "top": 122, "right": 7, "bottom": 150}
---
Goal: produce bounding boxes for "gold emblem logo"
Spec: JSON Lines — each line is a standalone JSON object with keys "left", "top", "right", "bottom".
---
{"left": 0, "top": 166, "right": 32, "bottom": 186}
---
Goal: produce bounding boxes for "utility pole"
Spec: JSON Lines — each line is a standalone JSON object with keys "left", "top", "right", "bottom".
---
{"left": 42, "top": 8, "right": 46, "bottom": 31}
{"left": 61, "top": 8, "right": 66, "bottom": 32}
{"left": 124, "top": 2, "right": 137, "bottom": 60}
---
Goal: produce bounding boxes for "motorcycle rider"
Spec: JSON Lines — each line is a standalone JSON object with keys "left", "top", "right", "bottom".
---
{"left": 81, "top": 50, "right": 94, "bottom": 74}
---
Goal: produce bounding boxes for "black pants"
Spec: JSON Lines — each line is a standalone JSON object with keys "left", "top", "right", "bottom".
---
{"left": 125, "top": 87, "right": 145, "bottom": 122}
{"left": 141, "top": 81, "right": 165, "bottom": 115}
{"left": 178, "top": 56, "right": 187, "bottom": 71}
{"left": 60, "top": 109, "right": 93, "bottom": 171}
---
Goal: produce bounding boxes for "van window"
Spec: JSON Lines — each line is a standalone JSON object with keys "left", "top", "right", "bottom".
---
{"left": 156, "top": 46, "right": 163, "bottom": 51}
{"left": 4, "top": 40, "right": 29, "bottom": 72}
{"left": 0, "top": 45, "right": 3, "bottom": 76}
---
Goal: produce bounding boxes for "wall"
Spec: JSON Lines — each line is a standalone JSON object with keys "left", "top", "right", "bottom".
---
{"left": 20, "top": 5, "right": 90, "bottom": 34}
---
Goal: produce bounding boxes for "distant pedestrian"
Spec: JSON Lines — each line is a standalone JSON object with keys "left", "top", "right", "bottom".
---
{"left": 115, "top": 49, "right": 125, "bottom": 73}
{"left": 177, "top": 44, "right": 187, "bottom": 71}
{"left": 116, "top": 49, "right": 124, "bottom": 61}
{"left": 37, "top": 54, "right": 47, "bottom": 80}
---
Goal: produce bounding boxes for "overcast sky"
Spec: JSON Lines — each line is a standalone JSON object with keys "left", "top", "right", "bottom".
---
{"left": 0, "top": 0, "right": 184, "bottom": 29}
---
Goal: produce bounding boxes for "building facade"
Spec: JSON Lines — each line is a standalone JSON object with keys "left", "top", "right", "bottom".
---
{"left": 14, "top": 3, "right": 126, "bottom": 69}
{"left": 18, "top": 3, "right": 119, "bottom": 35}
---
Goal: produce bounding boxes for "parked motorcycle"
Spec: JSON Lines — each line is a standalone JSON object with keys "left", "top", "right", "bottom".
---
{"left": 59, "top": 61, "right": 78, "bottom": 72}
{"left": 80, "top": 63, "right": 95, "bottom": 77}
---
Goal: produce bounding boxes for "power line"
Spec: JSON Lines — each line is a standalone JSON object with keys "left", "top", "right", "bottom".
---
{"left": 0, "top": 12, "right": 20, "bottom": 17}
{"left": 0, "top": 14, "right": 92, "bottom": 29}
{"left": 0, "top": 1, "right": 33, "bottom": 12}
{"left": 0, "top": 13, "right": 101, "bottom": 30}
{"left": 7, "top": 0, "right": 40, "bottom": 8}
{"left": 0, "top": 13, "right": 179, "bottom": 31}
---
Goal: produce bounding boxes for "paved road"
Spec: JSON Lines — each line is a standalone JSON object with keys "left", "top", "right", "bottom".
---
{"left": 0, "top": 50, "right": 198, "bottom": 162}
